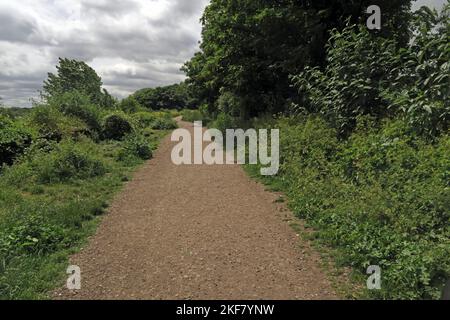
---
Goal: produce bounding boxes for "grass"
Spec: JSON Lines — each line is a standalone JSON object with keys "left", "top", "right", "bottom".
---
{"left": 0, "top": 130, "right": 168, "bottom": 300}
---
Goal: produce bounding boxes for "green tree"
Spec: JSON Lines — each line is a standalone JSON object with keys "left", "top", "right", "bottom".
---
{"left": 184, "top": 0, "right": 412, "bottom": 119}
{"left": 43, "top": 58, "right": 115, "bottom": 108}
{"left": 133, "top": 82, "right": 195, "bottom": 110}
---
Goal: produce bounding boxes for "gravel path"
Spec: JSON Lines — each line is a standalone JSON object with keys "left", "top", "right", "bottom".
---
{"left": 55, "top": 121, "right": 337, "bottom": 300}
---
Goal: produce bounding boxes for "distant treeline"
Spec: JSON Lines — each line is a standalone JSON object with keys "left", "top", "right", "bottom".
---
{"left": 130, "top": 82, "right": 198, "bottom": 111}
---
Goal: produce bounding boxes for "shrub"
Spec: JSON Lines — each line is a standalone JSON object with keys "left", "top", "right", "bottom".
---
{"left": 150, "top": 116, "right": 177, "bottom": 130}
{"left": 102, "top": 113, "right": 133, "bottom": 140}
{"left": 254, "top": 115, "right": 449, "bottom": 299}
{"left": 291, "top": 6, "right": 449, "bottom": 137}
{"left": 49, "top": 91, "right": 102, "bottom": 133}
{"left": 210, "top": 112, "right": 236, "bottom": 133}
{"left": 27, "top": 105, "right": 88, "bottom": 141}
{"left": 181, "top": 109, "right": 205, "bottom": 123}
{"left": 33, "top": 140, "right": 106, "bottom": 184}
{"left": 132, "top": 112, "right": 156, "bottom": 128}
{"left": 0, "top": 115, "right": 33, "bottom": 167}
{"left": 119, "top": 96, "right": 144, "bottom": 113}
{"left": 118, "top": 133, "right": 153, "bottom": 162}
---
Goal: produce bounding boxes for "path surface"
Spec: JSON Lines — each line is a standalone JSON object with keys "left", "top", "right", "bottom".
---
{"left": 55, "top": 121, "right": 337, "bottom": 300}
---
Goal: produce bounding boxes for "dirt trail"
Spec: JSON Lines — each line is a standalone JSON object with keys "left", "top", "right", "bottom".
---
{"left": 55, "top": 120, "right": 337, "bottom": 300}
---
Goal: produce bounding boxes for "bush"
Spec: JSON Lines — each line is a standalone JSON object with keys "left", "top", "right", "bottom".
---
{"left": 132, "top": 112, "right": 156, "bottom": 128}
{"left": 34, "top": 140, "right": 106, "bottom": 184}
{"left": 49, "top": 91, "right": 102, "bottom": 133}
{"left": 27, "top": 105, "right": 88, "bottom": 141}
{"left": 254, "top": 115, "right": 449, "bottom": 299}
{"left": 102, "top": 113, "right": 133, "bottom": 140}
{"left": 181, "top": 109, "right": 205, "bottom": 123}
{"left": 0, "top": 115, "right": 33, "bottom": 167}
{"left": 210, "top": 112, "right": 237, "bottom": 133}
{"left": 292, "top": 6, "right": 449, "bottom": 137}
{"left": 118, "top": 133, "right": 153, "bottom": 162}
{"left": 150, "top": 116, "right": 177, "bottom": 130}
{"left": 119, "top": 96, "right": 144, "bottom": 113}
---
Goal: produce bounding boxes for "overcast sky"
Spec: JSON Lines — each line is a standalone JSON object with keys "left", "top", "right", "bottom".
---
{"left": 0, "top": 0, "right": 446, "bottom": 107}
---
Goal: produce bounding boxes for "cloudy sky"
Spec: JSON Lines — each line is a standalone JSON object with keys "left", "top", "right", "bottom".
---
{"left": 0, "top": 0, "right": 446, "bottom": 107}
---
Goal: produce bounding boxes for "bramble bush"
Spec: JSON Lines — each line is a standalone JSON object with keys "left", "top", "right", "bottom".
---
{"left": 102, "top": 113, "right": 133, "bottom": 141}
{"left": 33, "top": 139, "right": 107, "bottom": 184}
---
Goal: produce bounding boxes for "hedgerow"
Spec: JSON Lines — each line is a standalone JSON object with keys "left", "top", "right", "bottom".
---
{"left": 249, "top": 115, "right": 449, "bottom": 299}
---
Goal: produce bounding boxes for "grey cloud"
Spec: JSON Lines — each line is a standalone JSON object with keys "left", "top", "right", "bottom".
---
{"left": 80, "top": 0, "right": 141, "bottom": 18}
{"left": 0, "top": 12, "right": 36, "bottom": 43}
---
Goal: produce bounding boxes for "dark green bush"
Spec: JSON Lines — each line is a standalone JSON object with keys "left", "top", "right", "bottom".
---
{"left": 210, "top": 112, "right": 237, "bottom": 134}
{"left": 0, "top": 115, "right": 33, "bottom": 167}
{"left": 102, "top": 113, "right": 133, "bottom": 140}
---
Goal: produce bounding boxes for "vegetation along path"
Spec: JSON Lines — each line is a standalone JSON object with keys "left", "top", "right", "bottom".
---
{"left": 55, "top": 120, "right": 336, "bottom": 300}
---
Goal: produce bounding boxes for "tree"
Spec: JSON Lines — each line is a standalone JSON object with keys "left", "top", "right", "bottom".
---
{"left": 43, "top": 58, "right": 115, "bottom": 108}
{"left": 133, "top": 82, "right": 196, "bottom": 110}
{"left": 183, "top": 0, "right": 413, "bottom": 119}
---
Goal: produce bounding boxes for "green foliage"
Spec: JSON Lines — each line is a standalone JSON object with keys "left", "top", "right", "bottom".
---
{"left": 0, "top": 107, "right": 32, "bottom": 119}
{"left": 117, "top": 133, "right": 153, "bottom": 163}
{"left": 249, "top": 116, "right": 449, "bottom": 299}
{"left": 133, "top": 82, "right": 195, "bottom": 110}
{"left": 0, "top": 115, "right": 33, "bottom": 167}
{"left": 48, "top": 91, "right": 102, "bottom": 134}
{"left": 119, "top": 96, "right": 144, "bottom": 113}
{"left": 292, "top": 6, "right": 449, "bottom": 136}
{"left": 102, "top": 113, "right": 133, "bottom": 141}
{"left": 150, "top": 114, "right": 178, "bottom": 130}
{"left": 132, "top": 111, "right": 157, "bottom": 128}
{"left": 210, "top": 112, "right": 237, "bottom": 134}
{"left": 42, "top": 58, "right": 115, "bottom": 108}
{"left": 181, "top": 109, "right": 203, "bottom": 122}
{"left": 184, "top": 0, "right": 413, "bottom": 118}
{"left": 0, "top": 214, "right": 65, "bottom": 262}
{"left": 27, "top": 105, "right": 87, "bottom": 141}
{"left": 33, "top": 140, "right": 107, "bottom": 184}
